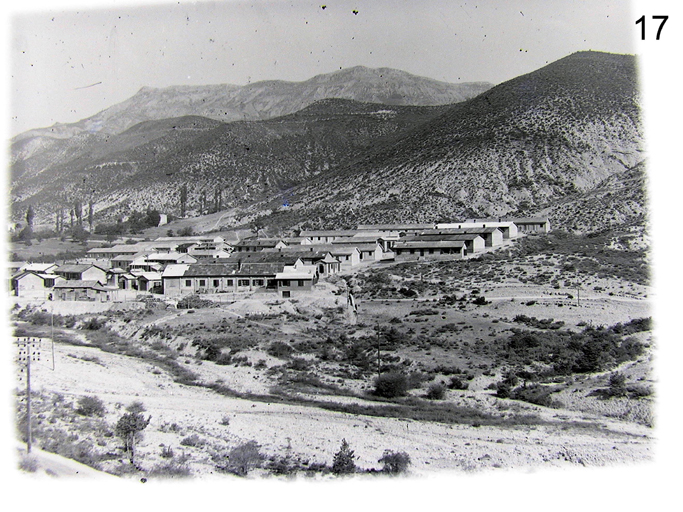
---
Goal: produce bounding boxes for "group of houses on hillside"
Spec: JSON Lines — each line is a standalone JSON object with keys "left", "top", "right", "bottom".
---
{"left": 9, "top": 217, "right": 549, "bottom": 302}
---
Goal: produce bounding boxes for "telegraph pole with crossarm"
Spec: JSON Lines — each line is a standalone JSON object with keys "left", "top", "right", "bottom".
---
{"left": 18, "top": 338, "right": 41, "bottom": 454}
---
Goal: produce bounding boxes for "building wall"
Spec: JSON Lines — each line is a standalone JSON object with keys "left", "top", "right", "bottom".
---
{"left": 277, "top": 279, "right": 313, "bottom": 298}
{"left": 13, "top": 274, "right": 55, "bottom": 299}
{"left": 56, "top": 288, "right": 109, "bottom": 302}
{"left": 82, "top": 267, "right": 108, "bottom": 283}
{"left": 516, "top": 222, "right": 550, "bottom": 233}
{"left": 169, "top": 275, "right": 277, "bottom": 295}
{"left": 335, "top": 251, "right": 360, "bottom": 268}
{"left": 394, "top": 248, "right": 464, "bottom": 261}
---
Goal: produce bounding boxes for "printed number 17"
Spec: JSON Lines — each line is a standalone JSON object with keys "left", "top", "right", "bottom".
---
{"left": 636, "top": 15, "right": 669, "bottom": 40}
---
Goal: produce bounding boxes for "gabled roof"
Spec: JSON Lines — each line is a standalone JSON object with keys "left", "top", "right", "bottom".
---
{"left": 55, "top": 264, "right": 106, "bottom": 274}
{"left": 275, "top": 271, "right": 315, "bottom": 280}
{"left": 303, "top": 244, "right": 360, "bottom": 255}
{"left": 299, "top": 229, "right": 359, "bottom": 237}
{"left": 233, "top": 238, "right": 283, "bottom": 247}
{"left": 161, "top": 264, "right": 191, "bottom": 278}
{"left": 419, "top": 227, "right": 501, "bottom": 235}
{"left": 54, "top": 280, "right": 108, "bottom": 291}
{"left": 137, "top": 272, "right": 163, "bottom": 281}
{"left": 235, "top": 262, "right": 290, "bottom": 275}
{"left": 11, "top": 270, "right": 65, "bottom": 282}
{"left": 146, "top": 252, "right": 195, "bottom": 261}
{"left": 223, "top": 252, "right": 301, "bottom": 264}
{"left": 357, "top": 224, "right": 434, "bottom": 231}
{"left": 184, "top": 263, "right": 240, "bottom": 277}
{"left": 21, "top": 263, "right": 58, "bottom": 273}
{"left": 394, "top": 240, "right": 466, "bottom": 249}
{"left": 403, "top": 234, "right": 483, "bottom": 242}
{"left": 261, "top": 249, "right": 332, "bottom": 261}
{"left": 503, "top": 217, "right": 550, "bottom": 224}
{"left": 332, "top": 237, "right": 382, "bottom": 244}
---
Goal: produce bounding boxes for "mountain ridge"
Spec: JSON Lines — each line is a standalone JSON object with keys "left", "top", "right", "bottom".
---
{"left": 12, "top": 66, "right": 492, "bottom": 142}
{"left": 10, "top": 51, "right": 646, "bottom": 236}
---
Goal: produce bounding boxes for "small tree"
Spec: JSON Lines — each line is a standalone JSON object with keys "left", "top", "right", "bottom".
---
{"left": 378, "top": 450, "right": 411, "bottom": 475}
{"left": 25, "top": 205, "right": 35, "bottom": 229}
{"left": 179, "top": 184, "right": 188, "bottom": 217}
{"left": 224, "top": 441, "right": 264, "bottom": 476}
{"left": 331, "top": 438, "right": 357, "bottom": 475}
{"left": 115, "top": 411, "right": 151, "bottom": 465}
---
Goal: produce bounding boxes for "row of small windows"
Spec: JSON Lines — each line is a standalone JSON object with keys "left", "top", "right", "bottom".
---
{"left": 183, "top": 278, "right": 306, "bottom": 287}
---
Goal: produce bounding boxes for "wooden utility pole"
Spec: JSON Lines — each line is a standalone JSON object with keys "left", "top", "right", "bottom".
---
{"left": 18, "top": 338, "right": 40, "bottom": 454}
{"left": 376, "top": 326, "right": 381, "bottom": 379}
{"left": 51, "top": 302, "right": 56, "bottom": 371}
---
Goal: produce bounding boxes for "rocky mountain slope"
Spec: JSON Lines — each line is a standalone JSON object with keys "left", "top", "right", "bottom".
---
{"left": 11, "top": 100, "right": 452, "bottom": 222}
{"left": 11, "top": 52, "right": 646, "bottom": 235}
{"left": 538, "top": 160, "right": 648, "bottom": 234}
{"left": 13, "top": 66, "right": 491, "bottom": 142}
{"left": 271, "top": 51, "right": 644, "bottom": 230}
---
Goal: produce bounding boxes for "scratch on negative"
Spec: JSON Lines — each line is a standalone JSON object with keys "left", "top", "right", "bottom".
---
{"left": 75, "top": 82, "right": 103, "bottom": 90}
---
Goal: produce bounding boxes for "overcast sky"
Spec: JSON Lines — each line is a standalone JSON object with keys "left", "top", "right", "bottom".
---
{"left": 7, "top": 0, "right": 637, "bottom": 135}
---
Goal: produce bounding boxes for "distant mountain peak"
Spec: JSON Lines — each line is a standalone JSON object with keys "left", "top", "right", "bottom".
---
{"left": 13, "top": 67, "right": 492, "bottom": 142}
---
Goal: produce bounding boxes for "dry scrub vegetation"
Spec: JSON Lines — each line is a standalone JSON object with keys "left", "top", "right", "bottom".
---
{"left": 12, "top": 239, "right": 653, "bottom": 477}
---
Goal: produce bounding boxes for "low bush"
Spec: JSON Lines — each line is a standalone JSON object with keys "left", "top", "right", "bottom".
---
{"left": 378, "top": 450, "right": 411, "bottom": 475}
{"left": 18, "top": 455, "right": 39, "bottom": 473}
{"left": 180, "top": 434, "right": 205, "bottom": 448}
{"left": 75, "top": 395, "right": 106, "bottom": 417}
{"left": 373, "top": 372, "right": 408, "bottom": 398}
{"left": 424, "top": 382, "right": 446, "bottom": 400}
{"left": 177, "top": 295, "right": 216, "bottom": 309}
{"left": 160, "top": 445, "right": 175, "bottom": 459}
{"left": 147, "top": 461, "right": 192, "bottom": 478}
{"left": 448, "top": 376, "right": 469, "bottom": 390}
{"left": 509, "top": 384, "right": 560, "bottom": 408}
{"left": 267, "top": 341, "right": 294, "bottom": 359}
{"left": 220, "top": 441, "right": 264, "bottom": 476}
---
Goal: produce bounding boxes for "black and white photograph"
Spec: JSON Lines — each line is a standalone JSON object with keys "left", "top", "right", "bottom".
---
{"left": 3, "top": 0, "right": 681, "bottom": 505}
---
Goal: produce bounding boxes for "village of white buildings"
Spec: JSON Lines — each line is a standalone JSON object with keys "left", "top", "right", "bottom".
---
{"left": 9, "top": 217, "right": 550, "bottom": 304}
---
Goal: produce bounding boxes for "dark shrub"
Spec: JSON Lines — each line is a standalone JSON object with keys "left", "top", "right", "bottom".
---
{"left": 215, "top": 353, "right": 233, "bottom": 365}
{"left": 510, "top": 384, "right": 559, "bottom": 407}
{"left": 177, "top": 295, "right": 215, "bottom": 309}
{"left": 495, "top": 382, "right": 512, "bottom": 398}
{"left": 82, "top": 317, "right": 105, "bottom": 330}
{"left": 223, "top": 441, "right": 264, "bottom": 476}
{"left": 160, "top": 445, "right": 174, "bottom": 459}
{"left": 378, "top": 450, "right": 411, "bottom": 475}
{"left": 607, "top": 372, "right": 627, "bottom": 397}
{"left": 126, "top": 400, "right": 146, "bottom": 414}
{"left": 425, "top": 382, "right": 446, "bottom": 400}
{"left": 288, "top": 357, "right": 309, "bottom": 371}
{"left": 448, "top": 376, "right": 469, "bottom": 390}
{"left": 267, "top": 341, "right": 294, "bottom": 359}
{"left": 373, "top": 372, "right": 408, "bottom": 398}
{"left": 180, "top": 434, "right": 205, "bottom": 447}
{"left": 76, "top": 395, "right": 106, "bottom": 417}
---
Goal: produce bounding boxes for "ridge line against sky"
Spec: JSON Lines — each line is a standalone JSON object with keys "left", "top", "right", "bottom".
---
{"left": 6, "top": 0, "right": 636, "bottom": 136}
